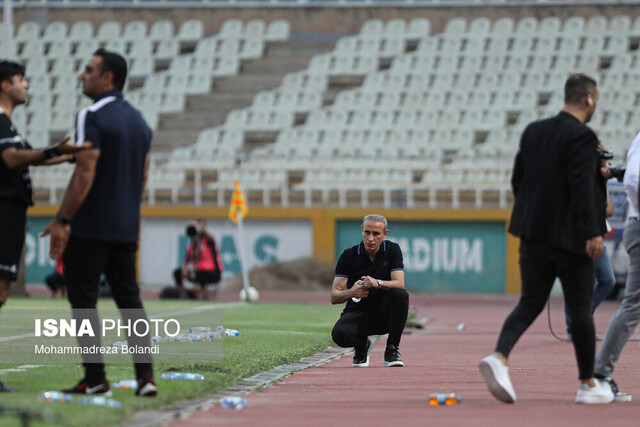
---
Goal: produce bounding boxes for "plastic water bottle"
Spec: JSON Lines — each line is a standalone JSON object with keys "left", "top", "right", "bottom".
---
{"left": 196, "top": 333, "right": 214, "bottom": 342}
{"left": 151, "top": 336, "right": 163, "bottom": 343}
{"left": 224, "top": 328, "right": 239, "bottom": 337}
{"left": 220, "top": 396, "right": 247, "bottom": 410}
{"left": 161, "top": 373, "right": 204, "bottom": 381}
{"left": 110, "top": 341, "right": 128, "bottom": 349}
{"left": 428, "top": 393, "right": 461, "bottom": 406}
{"left": 39, "top": 391, "right": 72, "bottom": 403}
{"left": 173, "top": 334, "right": 193, "bottom": 342}
{"left": 352, "top": 280, "right": 365, "bottom": 303}
{"left": 189, "top": 326, "right": 211, "bottom": 333}
{"left": 113, "top": 379, "right": 138, "bottom": 391}
{"left": 79, "top": 396, "right": 122, "bottom": 408}
{"left": 215, "top": 325, "right": 224, "bottom": 332}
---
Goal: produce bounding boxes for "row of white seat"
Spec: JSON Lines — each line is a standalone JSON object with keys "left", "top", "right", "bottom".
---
{"left": 436, "top": 15, "right": 640, "bottom": 37}
{"left": 4, "top": 18, "right": 287, "bottom": 43}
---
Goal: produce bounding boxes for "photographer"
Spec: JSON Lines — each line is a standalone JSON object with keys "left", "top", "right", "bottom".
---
{"left": 173, "top": 219, "right": 224, "bottom": 300}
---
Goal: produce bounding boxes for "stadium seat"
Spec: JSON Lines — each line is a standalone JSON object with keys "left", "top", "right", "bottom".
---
{"left": 47, "top": 40, "right": 73, "bottom": 59}
{"left": 468, "top": 17, "right": 491, "bottom": 36}
{"left": 583, "top": 35, "right": 605, "bottom": 53}
{"left": 539, "top": 17, "right": 561, "bottom": 35}
{"left": 96, "top": 21, "right": 122, "bottom": 42}
{"left": 25, "top": 57, "right": 48, "bottom": 76}
{"left": 219, "top": 19, "right": 243, "bottom": 39}
{"left": 407, "top": 18, "right": 431, "bottom": 39}
{"left": 178, "top": 19, "right": 204, "bottom": 43}
{"left": 444, "top": 18, "right": 467, "bottom": 35}
{"left": 586, "top": 16, "right": 608, "bottom": 35}
{"left": 486, "top": 37, "right": 508, "bottom": 55}
{"left": 104, "top": 39, "right": 127, "bottom": 57}
{"left": 384, "top": 19, "right": 406, "bottom": 39}
{"left": 20, "top": 40, "right": 45, "bottom": 59}
{"left": 562, "top": 16, "right": 585, "bottom": 35}
{"left": 160, "top": 94, "right": 186, "bottom": 113}
{"left": 43, "top": 22, "right": 67, "bottom": 41}
{"left": 360, "top": 20, "right": 384, "bottom": 38}
{"left": 123, "top": 20, "right": 148, "bottom": 41}
{"left": 16, "top": 22, "right": 40, "bottom": 42}
{"left": 535, "top": 36, "right": 556, "bottom": 54}
{"left": 50, "top": 59, "right": 77, "bottom": 77}
{"left": 213, "top": 57, "right": 240, "bottom": 76}
{"left": 149, "top": 20, "right": 175, "bottom": 41}
{"left": 243, "top": 19, "right": 266, "bottom": 39}
{"left": 74, "top": 40, "right": 100, "bottom": 60}
{"left": 609, "top": 15, "right": 631, "bottom": 35}
{"left": 129, "top": 40, "right": 153, "bottom": 59}
{"left": 557, "top": 36, "right": 580, "bottom": 52}
{"left": 68, "top": 21, "right": 94, "bottom": 42}
{"left": 492, "top": 17, "right": 514, "bottom": 36}
{"left": 240, "top": 39, "right": 264, "bottom": 59}
{"left": 165, "top": 75, "right": 189, "bottom": 95}
{"left": 265, "top": 20, "right": 291, "bottom": 41}
{"left": 605, "top": 36, "right": 630, "bottom": 53}
{"left": 515, "top": 17, "right": 538, "bottom": 36}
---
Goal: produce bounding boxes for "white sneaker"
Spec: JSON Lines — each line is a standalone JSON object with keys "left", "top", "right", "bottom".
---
{"left": 575, "top": 379, "right": 614, "bottom": 404}
{"left": 479, "top": 354, "right": 516, "bottom": 403}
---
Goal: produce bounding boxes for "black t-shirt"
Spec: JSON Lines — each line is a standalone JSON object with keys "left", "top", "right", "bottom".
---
{"left": 71, "top": 91, "right": 152, "bottom": 243}
{"left": 335, "top": 240, "right": 404, "bottom": 312}
{"left": 0, "top": 109, "right": 32, "bottom": 206}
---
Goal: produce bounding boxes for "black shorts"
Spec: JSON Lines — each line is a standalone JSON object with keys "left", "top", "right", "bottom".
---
{"left": 0, "top": 199, "right": 28, "bottom": 281}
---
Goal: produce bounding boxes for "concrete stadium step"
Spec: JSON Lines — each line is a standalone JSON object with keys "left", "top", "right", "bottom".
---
{"left": 151, "top": 38, "right": 336, "bottom": 153}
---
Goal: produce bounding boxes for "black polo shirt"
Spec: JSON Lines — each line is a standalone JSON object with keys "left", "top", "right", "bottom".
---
{"left": 335, "top": 240, "right": 404, "bottom": 312}
{"left": 71, "top": 90, "right": 152, "bottom": 243}
{"left": 0, "top": 109, "right": 32, "bottom": 206}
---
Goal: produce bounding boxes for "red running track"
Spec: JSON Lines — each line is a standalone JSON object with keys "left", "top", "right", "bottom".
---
{"left": 164, "top": 293, "right": 640, "bottom": 427}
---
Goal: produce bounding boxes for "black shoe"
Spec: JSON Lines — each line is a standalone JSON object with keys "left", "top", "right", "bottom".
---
{"left": 136, "top": 376, "right": 158, "bottom": 397}
{"left": 0, "top": 381, "right": 17, "bottom": 392}
{"left": 602, "top": 377, "right": 632, "bottom": 402}
{"left": 352, "top": 339, "right": 373, "bottom": 367}
{"left": 62, "top": 379, "right": 112, "bottom": 396}
{"left": 384, "top": 345, "right": 404, "bottom": 367}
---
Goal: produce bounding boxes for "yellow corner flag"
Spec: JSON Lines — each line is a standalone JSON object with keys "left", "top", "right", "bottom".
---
{"left": 228, "top": 180, "right": 248, "bottom": 224}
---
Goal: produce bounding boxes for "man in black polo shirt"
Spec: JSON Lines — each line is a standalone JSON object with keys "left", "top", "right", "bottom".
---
{"left": 42, "top": 49, "right": 156, "bottom": 397}
{"left": 0, "top": 60, "right": 86, "bottom": 392}
{"left": 331, "top": 214, "right": 409, "bottom": 367}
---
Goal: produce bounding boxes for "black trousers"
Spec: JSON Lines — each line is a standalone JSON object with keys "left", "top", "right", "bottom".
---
{"left": 332, "top": 288, "right": 409, "bottom": 349}
{"left": 495, "top": 239, "right": 595, "bottom": 379}
{"left": 64, "top": 237, "right": 153, "bottom": 383}
{"left": 173, "top": 268, "right": 221, "bottom": 287}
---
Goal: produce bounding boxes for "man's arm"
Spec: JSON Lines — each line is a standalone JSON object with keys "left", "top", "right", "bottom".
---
{"left": 1, "top": 137, "right": 88, "bottom": 169}
{"left": 360, "top": 270, "right": 405, "bottom": 291}
{"left": 41, "top": 146, "right": 101, "bottom": 259}
{"left": 142, "top": 152, "right": 150, "bottom": 193}
{"left": 331, "top": 276, "right": 368, "bottom": 305}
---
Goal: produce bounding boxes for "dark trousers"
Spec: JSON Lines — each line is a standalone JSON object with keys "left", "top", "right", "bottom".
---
{"left": 64, "top": 237, "right": 153, "bottom": 383}
{"left": 332, "top": 288, "right": 409, "bottom": 349}
{"left": 173, "top": 268, "right": 221, "bottom": 287}
{"left": 495, "top": 239, "right": 595, "bottom": 379}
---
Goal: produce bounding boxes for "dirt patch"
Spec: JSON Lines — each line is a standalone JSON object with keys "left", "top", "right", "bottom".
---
{"left": 221, "top": 257, "right": 334, "bottom": 292}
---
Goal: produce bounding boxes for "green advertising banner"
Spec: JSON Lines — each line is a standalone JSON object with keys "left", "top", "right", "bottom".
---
{"left": 336, "top": 220, "right": 506, "bottom": 293}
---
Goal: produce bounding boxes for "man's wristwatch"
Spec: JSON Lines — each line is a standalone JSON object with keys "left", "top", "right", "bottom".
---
{"left": 55, "top": 214, "right": 72, "bottom": 226}
{"left": 377, "top": 279, "right": 383, "bottom": 287}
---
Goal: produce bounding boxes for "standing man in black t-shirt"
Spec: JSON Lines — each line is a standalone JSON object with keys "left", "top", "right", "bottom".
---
{"left": 41, "top": 49, "right": 156, "bottom": 397}
{"left": 0, "top": 60, "right": 86, "bottom": 392}
{"left": 331, "top": 214, "right": 409, "bottom": 367}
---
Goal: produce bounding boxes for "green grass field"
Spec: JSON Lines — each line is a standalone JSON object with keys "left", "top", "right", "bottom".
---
{"left": 0, "top": 298, "right": 342, "bottom": 426}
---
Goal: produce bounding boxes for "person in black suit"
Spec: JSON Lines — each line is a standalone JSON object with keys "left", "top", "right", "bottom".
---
{"left": 479, "top": 74, "right": 614, "bottom": 405}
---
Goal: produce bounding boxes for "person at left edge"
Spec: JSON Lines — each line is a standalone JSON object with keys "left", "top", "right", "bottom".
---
{"left": 0, "top": 60, "right": 88, "bottom": 393}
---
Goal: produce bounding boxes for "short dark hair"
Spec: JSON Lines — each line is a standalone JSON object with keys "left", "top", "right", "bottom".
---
{"left": 564, "top": 74, "right": 597, "bottom": 105}
{"left": 93, "top": 48, "right": 127, "bottom": 91}
{"left": 0, "top": 60, "right": 25, "bottom": 85}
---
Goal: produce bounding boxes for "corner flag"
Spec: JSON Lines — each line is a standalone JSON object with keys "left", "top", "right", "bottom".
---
{"left": 228, "top": 180, "right": 248, "bottom": 224}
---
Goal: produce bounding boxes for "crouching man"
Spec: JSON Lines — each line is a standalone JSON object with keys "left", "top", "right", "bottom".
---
{"left": 331, "top": 214, "right": 409, "bottom": 367}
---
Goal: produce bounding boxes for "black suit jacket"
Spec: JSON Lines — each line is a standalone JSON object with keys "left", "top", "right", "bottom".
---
{"left": 508, "top": 111, "right": 607, "bottom": 256}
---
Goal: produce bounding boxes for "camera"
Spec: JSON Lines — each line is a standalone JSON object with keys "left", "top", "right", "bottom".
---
{"left": 186, "top": 225, "right": 198, "bottom": 238}
{"left": 609, "top": 167, "right": 625, "bottom": 182}
{"left": 596, "top": 148, "right": 614, "bottom": 160}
